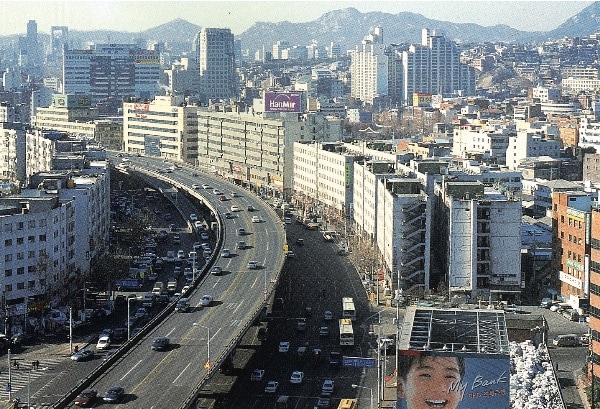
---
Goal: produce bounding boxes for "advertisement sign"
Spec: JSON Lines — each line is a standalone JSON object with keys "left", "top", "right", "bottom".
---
{"left": 396, "top": 350, "right": 509, "bottom": 409}
{"left": 264, "top": 92, "right": 302, "bottom": 113}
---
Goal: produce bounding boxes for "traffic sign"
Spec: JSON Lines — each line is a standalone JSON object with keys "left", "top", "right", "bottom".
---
{"left": 342, "top": 356, "right": 376, "bottom": 368}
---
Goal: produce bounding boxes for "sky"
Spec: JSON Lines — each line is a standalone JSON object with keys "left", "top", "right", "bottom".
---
{"left": 0, "top": 0, "right": 593, "bottom": 36}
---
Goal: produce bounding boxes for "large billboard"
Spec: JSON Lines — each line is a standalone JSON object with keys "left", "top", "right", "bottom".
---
{"left": 396, "top": 350, "right": 510, "bottom": 409}
{"left": 264, "top": 92, "right": 302, "bottom": 113}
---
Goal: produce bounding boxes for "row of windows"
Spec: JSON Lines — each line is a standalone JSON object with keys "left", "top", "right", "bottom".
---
{"left": 5, "top": 235, "right": 46, "bottom": 246}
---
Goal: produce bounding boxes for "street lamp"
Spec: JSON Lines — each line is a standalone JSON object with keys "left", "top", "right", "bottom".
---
{"left": 352, "top": 384, "right": 373, "bottom": 409}
{"left": 193, "top": 323, "right": 211, "bottom": 370}
{"left": 127, "top": 296, "right": 136, "bottom": 341}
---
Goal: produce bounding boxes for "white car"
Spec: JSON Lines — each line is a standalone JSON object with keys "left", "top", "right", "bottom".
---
{"left": 231, "top": 192, "right": 239, "bottom": 198}
{"left": 192, "top": 184, "right": 201, "bottom": 189}
{"left": 221, "top": 249, "right": 231, "bottom": 258}
{"left": 230, "top": 205, "right": 240, "bottom": 212}
{"left": 96, "top": 336, "right": 111, "bottom": 350}
{"left": 290, "top": 370, "right": 304, "bottom": 384}
{"left": 324, "top": 310, "right": 333, "bottom": 320}
{"left": 189, "top": 213, "right": 198, "bottom": 222}
{"left": 213, "top": 189, "right": 222, "bottom": 195}
{"left": 321, "top": 379, "right": 334, "bottom": 395}
{"left": 247, "top": 261, "right": 258, "bottom": 269}
{"left": 251, "top": 215, "right": 261, "bottom": 223}
{"left": 279, "top": 341, "right": 290, "bottom": 353}
{"left": 177, "top": 249, "right": 185, "bottom": 259}
{"left": 201, "top": 295, "right": 213, "bottom": 307}
{"left": 264, "top": 380, "right": 279, "bottom": 393}
{"left": 251, "top": 369, "right": 265, "bottom": 381}
{"left": 201, "top": 184, "right": 211, "bottom": 189}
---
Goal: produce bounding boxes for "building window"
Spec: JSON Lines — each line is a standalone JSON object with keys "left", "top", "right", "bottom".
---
{"left": 17, "top": 267, "right": 24, "bottom": 275}
{"left": 5, "top": 285, "right": 12, "bottom": 292}
{"left": 4, "top": 269, "right": 11, "bottom": 277}
{"left": 28, "top": 236, "right": 35, "bottom": 243}
{"left": 16, "top": 237, "right": 24, "bottom": 245}
{"left": 5, "top": 254, "right": 12, "bottom": 262}
{"left": 28, "top": 281, "right": 35, "bottom": 290}
{"left": 4, "top": 239, "right": 12, "bottom": 247}
{"left": 16, "top": 282, "right": 24, "bottom": 290}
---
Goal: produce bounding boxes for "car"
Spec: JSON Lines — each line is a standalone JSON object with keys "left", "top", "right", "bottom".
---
{"left": 169, "top": 223, "right": 176, "bottom": 232}
{"left": 247, "top": 205, "right": 256, "bottom": 211}
{"left": 202, "top": 184, "right": 211, "bottom": 189}
{"left": 172, "top": 234, "right": 181, "bottom": 244}
{"left": 224, "top": 211, "right": 234, "bottom": 219}
{"left": 251, "top": 368, "right": 265, "bottom": 381}
{"left": 247, "top": 261, "right": 258, "bottom": 269}
{"left": 296, "top": 319, "right": 306, "bottom": 331}
{"left": 113, "top": 328, "right": 126, "bottom": 341}
{"left": 174, "top": 266, "right": 182, "bottom": 276}
{"left": 580, "top": 334, "right": 590, "bottom": 346}
{"left": 221, "top": 248, "right": 231, "bottom": 258}
{"left": 219, "top": 195, "right": 227, "bottom": 201}
{"left": 181, "top": 285, "right": 191, "bottom": 294}
{"left": 324, "top": 310, "right": 333, "bottom": 320}
{"left": 264, "top": 380, "right": 279, "bottom": 393}
{"left": 190, "top": 213, "right": 198, "bottom": 221}
{"left": 151, "top": 336, "right": 170, "bottom": 351}
{"left": 194, "top": 221, "right": 204, "bottom": 230}
{"left": 230, "top": 205, "right": 240, "bottom": 212}
{"left": 290, "top": 370, "right": 304, "bottom": 384}
{"left": 210, "top": 266, "right": 223, "bottom": 276}
{"left": 231, "top": 191, "right": 239, "bottom": 198}
{"left": 279, "top": 341, "right": 290, "bottom": 352}
{"left": 252, "top": 215, "right": 261, "bottom": 223}
{"left": 201, "top": 295, "right": 213, "bottom": 307}
{"left": 237, "top": 227, "right": 246, "bottom": 235}
{"left": 71, "top": 348, "right": 95, "bottom": 362}
{"left": 103, "top": 385, "right": 125, "bottom": 403}
{"left": 192, "top": 184, "right": 201, "bottom": 189}
{"left": 237, "top": 240, "right": 246, "bottom": 250}
{"left": 257, "top": 327, "right": 268, "bottom": 341}
{"left": 296, "top": 238, "right": 304, "bottom": 246}
{"left": 213, "top": 189, "right": 222, "bottom": 195}
{"left": 96, "top": 336, "right": 111, "bottom": 350}
{"left": 200, "top": 232, "right": 210, "bottom": 240}
{"left": 74, "top": 388, "right": 98, "bottom": 406}
{"left": 316, "top": 396, "right": 331, "bottom": 408}
{"left": 175, "top": 298, "right": 190, "bottom": 312}
{"left": 177, "top": 249, "right": 185, "bottom": 259}
{"left": 321, "top": 379, "right": 334, "bottom": 396}
{"left": 319, "top": 326, "right": 330, "bottom": 337}
{"left": 134, "top": 307, "right": 147, "bottom": 319}
{"left": 287, "top": 251, "right": 295, "bottom": 258}
{"left": 284, "top": 217, "right": 292, "bottom": 224}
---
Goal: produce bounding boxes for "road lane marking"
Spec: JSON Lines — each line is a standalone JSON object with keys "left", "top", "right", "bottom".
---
{"left": 120, "top": 359, "right": 142, "bottom": 381}
{"left": 172, "top": 361, "right": 192, "bottom": 384}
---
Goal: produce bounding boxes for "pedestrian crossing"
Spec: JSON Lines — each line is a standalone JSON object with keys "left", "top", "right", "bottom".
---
{"left": 0, "top": 355, "right": 65, "bottom": 407}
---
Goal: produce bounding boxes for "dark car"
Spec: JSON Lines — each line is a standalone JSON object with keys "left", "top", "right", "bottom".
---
{"left": 103, "top": 385, "right": 125, "bottom": 403}
{"left": 112, "top": 327, "right": 126, "bottom": 342}
{"left": 74, "top": 388, "right": 98, "bottom": 406}
{"left": 71, "top": 349, "right": 95, "bottom": 362}
{"left": 151, "top": 336, "right": 170, "bottom": 351}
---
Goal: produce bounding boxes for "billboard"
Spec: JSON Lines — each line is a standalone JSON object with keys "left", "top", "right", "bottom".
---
{"left": 264, "top": 92, "right": 302, "bottom": 113}
{"left": 396, "top": 350, "right": 509, "bottom": 409}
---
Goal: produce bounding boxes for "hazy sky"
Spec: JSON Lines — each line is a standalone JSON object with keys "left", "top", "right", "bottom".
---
{"left": 0, "top": 0, "right": 593, "bottom": 36}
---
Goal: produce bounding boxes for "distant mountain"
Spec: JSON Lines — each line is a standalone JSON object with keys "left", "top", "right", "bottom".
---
{"left": 4, "top": 4, "right": 600, "bottom": 57}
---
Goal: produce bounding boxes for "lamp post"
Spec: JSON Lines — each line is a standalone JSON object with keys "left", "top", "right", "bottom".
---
{"left": 127, "top": 296, "right": 136, "bottom": 341}
{"left": 352, "top": 384, "right": 373, "bottom": 409}
{"left": 193, "top": 323, "right": 211, "bottom": 370}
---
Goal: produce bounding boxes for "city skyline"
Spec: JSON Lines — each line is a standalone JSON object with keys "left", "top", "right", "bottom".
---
{"left": 0, "top": 0, "right": 593, "bottom": 37}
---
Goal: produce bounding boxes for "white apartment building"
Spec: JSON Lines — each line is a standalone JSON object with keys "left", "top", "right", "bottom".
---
{"left": 0, "top": 125, "right": 26, "bottom": 183}
{"left": 561, "top": 77, "right": 600, "bottom": 95}
{"left": 123, "top": 96, "right": 199, "bottom": 162}
{"left": 197, "top": 109, "right": 342, "bottom": 196}
{"left": 452, "top": 123, "right": 512, "bottom": 164}
{"left": 532, "top": 86, "right": 561, "bottom": 102}
{"left": 350, "top": 27, "right": 388, "bottom": 105}
{"left": 198, "top": 28, "right": 237, "bottom": 102}
{"left": 579, "top": 115, "right": 600, "bottom": 150}
{"left": 293, "top": 142, "right": 354, "bottom": 215}
{"left": 436, "top": 181, "right": 522, "bottom": 301}
{"left": 505, "top": 129, "right": 562, "bottom": 170}
{"left": 376, "top": 177, "right": 430, "bottom": 293}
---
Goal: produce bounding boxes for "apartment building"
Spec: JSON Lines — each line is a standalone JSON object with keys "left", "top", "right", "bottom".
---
{"left": 452, "top": 123, "right": 513, "bottom": 164}
{"left": 350, "top": 27, "right": 388, "bottom": 105}
{"left": 63, "top": 44, "right": 160, "bottom": 103}
{"left": 123, "top": 96, "right": 199, "bottom": 162}
{"left": 433, "top": 180, "right": 522, "bottom": 301}
{"left": 506, "top": 130, "right": 562, "bottom": 170}
{"left": 197, "top": 108, "right": 341, "bottom": 196}
{"left": 198, "top": 28, "right": 237, "bottom": 103}
{"left": 552, "top": 191, "right": 591, "bottom": 310}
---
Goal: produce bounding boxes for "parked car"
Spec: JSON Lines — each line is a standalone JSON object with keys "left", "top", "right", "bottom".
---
{"left": 251, "top": 369, "right": 265, "bottom": 381}
{"left": 279, "top": 341, "right": 290, "bottom": 352}
{"left": 321, "top": 379, "right": 334, "bottom": 396}
{"left": 247, "top": 261, "right": 258, "bottom": 269}
{"left": 264, "top": 380, "right": 279, "bottom": 393}
{"left": 290, "top": 370, "right": 304, "bottom": 384}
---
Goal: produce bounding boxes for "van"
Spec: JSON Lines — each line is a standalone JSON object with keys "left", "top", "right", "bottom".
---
{"left": 552, "top": 334, "right": 579, "bottom": 347}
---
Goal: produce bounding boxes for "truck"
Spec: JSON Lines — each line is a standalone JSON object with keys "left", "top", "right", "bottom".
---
{"left": 114, "top": 279, "right": 143, "bottom": 292}
{"left": 166, "top": 279, "right": 177, "bottom": 294}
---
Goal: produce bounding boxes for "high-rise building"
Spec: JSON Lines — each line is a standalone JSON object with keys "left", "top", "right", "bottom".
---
{"left": 198, "top": 28, "right": 237, "bottom": 103}
{"left": 63, "top": 44, "right": 161, "bottom": 104}
{"left": 350, "top": 27, "right": 388, "bottom": 105}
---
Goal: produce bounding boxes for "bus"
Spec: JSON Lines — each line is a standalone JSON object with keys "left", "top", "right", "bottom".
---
{"left": 339, "top": 318, "right": 354, "bottom": 346}
{"left": 342, "top": 297, "right": 356, "bottom": 320}
{"left": 337, "top": 399, "right": 358, "bottom": 409}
